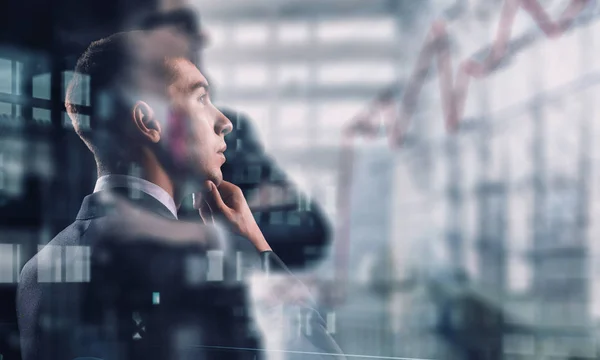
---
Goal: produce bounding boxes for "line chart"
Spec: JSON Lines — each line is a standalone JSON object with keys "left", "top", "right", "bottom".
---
{"left": 332, "top": 0, "right": 594, "bottom": 304}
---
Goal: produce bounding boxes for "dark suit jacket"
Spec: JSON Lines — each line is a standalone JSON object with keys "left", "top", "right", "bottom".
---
{"left": 17, "top": 189, "right": 262, "bottom": 360}
{"left": 17, "top": 188, "right": 345, "bottom": 360}
{"left": 219, "top": 108, "right": 332, "bottom": 269}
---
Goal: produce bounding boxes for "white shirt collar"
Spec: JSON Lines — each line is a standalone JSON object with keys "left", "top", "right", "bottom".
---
{"left": 94, "top": 175, "right": 178, "bottom": 219}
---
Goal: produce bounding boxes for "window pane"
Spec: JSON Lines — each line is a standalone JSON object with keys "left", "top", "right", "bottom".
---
{"left": 0, "top": 59, "right": 12, "bottom": 94}
{"left": 508, "top": 256, "right": 531, "bottom": 292}
{"left": 276, "top": 102, "right": 308, "bottom": 129}
{"left": 206, "top": 66, "right": 226, "bottom": 87}
{"left": 233, "top": 64, "right": 268, "bottom": 88}
{"left": 317, "top": 18, "right": 396, "bottom": 43}
{"left": 0, "top": 102, "right": 11, "bottom": 116}
{"left": 317, "top": 101, "right": 363, "bottom": 129}
{"left": 0, "top": 244, "right": 16, "bottom": 283}
{"left": 206, "top": 24, "right": 227, "bottom": 48}
{"left": 0, "top": 138, "right": 24, "bottom": 196}
{"left": 277, "top": 22, "right": 309, "bottom": 44}
{"left": 233, "top": 23, "right": 269, "bottom": 46}
{"left": 315, "top": 101, "right": 362, "bottom": 146}
{"left": 277, "top": 131, "right": 308, "bottom": 148}
{"left": 270, "top": 211, "right": 285, "bottom": 225}
{"left": 317, "top": 61, "right": 395, "bottom": 85}
{"left": 315, "top": 129, "right": 342, "bottom": 147}
{"left": 33, "top": 108, "right": 51, "bottom": 126}
{"left": 277, "top": 64, "right": 309, "bottom": 87}
{"left": 32, "top": 73, "right": 51, "bottom": 100}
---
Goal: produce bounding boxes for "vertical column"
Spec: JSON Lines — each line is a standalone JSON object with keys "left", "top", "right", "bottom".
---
{"left": 573, "top": 17, "right": 594, "bottom": 356}
{"left": 530, "top": 35, "right": 546, "bottom": 359}
{"left": 21, "top": 57, "right": 35, "bottom": 183}
{"left": 48, "top": 45, "right": 69, "bottom": 360}
{"left": 476, "top": 57, "right": 506, "bottom": 360}
{"left": 266, "top": 8, "right": 278, "bottom": 152}
{"left": 446, "top": 136, "right": 464, "bottom": 276}
{"left": 46, "top": 52, "right": 64, "bottom": 234}
{"left": 0, "top": 244, "right": 20, "bottom": 283}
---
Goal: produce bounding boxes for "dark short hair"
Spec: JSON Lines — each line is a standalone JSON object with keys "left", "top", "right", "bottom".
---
{"left": 66, "top": 30, "right": 189, "bottom": 171}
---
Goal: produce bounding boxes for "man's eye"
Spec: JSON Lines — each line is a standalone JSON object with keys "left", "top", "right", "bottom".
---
{"left": 198, "top": 94, "right": 207, "bottom": 104}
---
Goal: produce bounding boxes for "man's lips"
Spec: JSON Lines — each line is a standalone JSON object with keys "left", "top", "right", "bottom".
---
{"left": 215, "top": 143, "right": 227, "bottom": 163}
{"left": 217, "top": 145, "right": 227, "bottom": 161}
{"left": 217, "top": 151, "right": 226, "bottom": 162}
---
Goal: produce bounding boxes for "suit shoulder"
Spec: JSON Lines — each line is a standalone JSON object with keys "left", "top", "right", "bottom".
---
{"left": 22, "top": 219, "right": 86, "bottom": 264}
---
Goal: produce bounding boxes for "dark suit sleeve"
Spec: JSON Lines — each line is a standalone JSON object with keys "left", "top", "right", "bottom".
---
{"left": 220, "top": 108, "right": 332, "bottom": 269}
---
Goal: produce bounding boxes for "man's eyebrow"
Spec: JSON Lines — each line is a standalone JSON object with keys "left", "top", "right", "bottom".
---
{"left": 188, "top": 80, "right": 209, "bottom": 93}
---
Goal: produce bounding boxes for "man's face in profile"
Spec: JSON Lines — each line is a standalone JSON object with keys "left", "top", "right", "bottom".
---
{"left": 163, "top": 58, "right": 232, "bottom": 185}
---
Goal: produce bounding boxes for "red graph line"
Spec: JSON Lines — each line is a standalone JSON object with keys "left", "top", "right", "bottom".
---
{"left": 332, "top": 0, "right": 591, "bottom": 304}
{"left": 349, "top": 0, "right": 589, "bottom": 142}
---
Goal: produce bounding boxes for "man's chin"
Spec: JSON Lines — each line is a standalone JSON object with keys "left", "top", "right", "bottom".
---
{"left": 178, "top": 165, "right": 222, "bottom": 188}
{"left": 196, "top": 167, "right": 222, "bottom": 187}
{"left": 179, "top": 169, "right": 222, "bottom": 196}
{"left": 208, "top": 170, "right": 223, "bottom": 187}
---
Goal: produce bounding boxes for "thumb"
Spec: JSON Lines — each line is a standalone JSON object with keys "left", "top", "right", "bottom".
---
{"left": 206, "top": 181, "right": 229, "bottom": 213}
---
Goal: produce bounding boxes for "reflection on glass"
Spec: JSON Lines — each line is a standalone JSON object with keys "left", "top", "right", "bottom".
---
{"left": 317, "top": 61, "right": 395, "bottom": 85}
{"left": 233, "top": 23, "right": 269, "bottom": 46}
{"left": 317, "top": 101, "right": 362, "bottom": 128}
{"left": 205, "top": 24, "right": 227, "bottom": 48}
{"left": 276, "top": 102, "right": 308, "bottom": 129}
{"left": 205, "top": 66, "right": 225, "bottom": 88}
{"left": 15, "top": 61, "right": 22, "bottom": 95}
{"left": 276, "top": 64, "right": 309, "bottom": 88}
{"left": 33, "top": 108, "right": 51, "bottom": 126}
{"left": 0, "top": 102, "right": 11, "bottom": 116}
{"left": 62, "top": 71, "right": 90, "bottom": 106}
{"left": 0, "top": 58, "right": 12, "bottom": 94}
{"left": 32, "top": 73, "right": 51, "bottom": 100}
{"left": 233, "top": 64, "right": 268, "bottom": 88}
{"left": 316, "top": 18, "right": 396, "bottom": 43}
{"left": 63, "top": 111, "right": 89, "bottom": 130}
{"left": 277, "top": 22, "right": 310, "bottom": 44}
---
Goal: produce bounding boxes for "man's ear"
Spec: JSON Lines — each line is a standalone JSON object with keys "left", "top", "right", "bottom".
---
{"left": 132, "top": 100, "right": 162, "bottom": 143}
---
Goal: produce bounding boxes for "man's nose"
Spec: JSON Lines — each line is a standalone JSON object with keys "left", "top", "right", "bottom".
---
{"left": 215, "top": 110, "right": 233, "bottom": 136}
